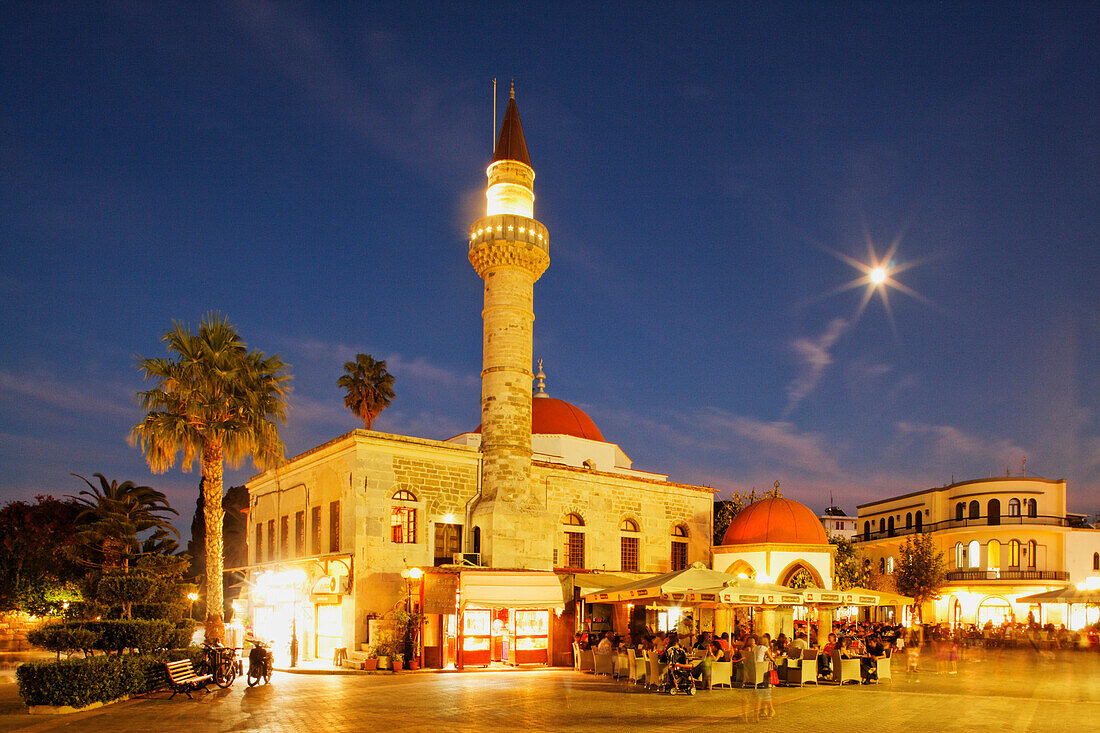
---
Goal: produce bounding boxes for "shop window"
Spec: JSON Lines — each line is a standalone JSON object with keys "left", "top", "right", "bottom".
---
{"left": 565, "top": 531, "right": 585, "bottom": 568}
{"left": 987, "top": 499, "right": 1000, "bottom": 526}
{"left": 255, "top": 523, "right": 263, "bottom": 564}
{"left": 329, "top": 500, "right": 340, "bottom": 553}
{"left": 1027, "top": 540, "right": 1037, "bottom": 569}
{"left": 988, "top": 540, "right": 1000, "bottom": 569}
{"left": 967, "top": 540, "right": 979, "bottom": 568}
{"left": 906, "top": 512, "right": 912, "bottom": 529}
{"left": 279, "top": 515, "right": 289, "bottom": 559}
{"left": 968, "top": 501, "right": 980, "bottom": 520}
{"left": 391, "top": 490, "right": 418, "bottom": 544}
{"left": 1009, "top": 539, "right": 1020, "bottom": 567}
{"left": 267, "top": 519, "right": 275, "bottom": 562}
{"left": 311, "top": 505, "right": 321, "bottom": 555}
{"left": 434, "top": 523, "right": 462, "bottom": 565}
{"left": 954, "top": 542, "right": 964, "bottom": 569}
{"left": 1008, "top": 498, "right": 1021, "bottom": 517}
{"left": 1027, "top": 499, "right": 1037, "bottom": 518}
{"left": 955, "top": 503, "right": 965, "bottom": 521}
{"left": 295, "top": 511, "right": 305, "bottom": 556}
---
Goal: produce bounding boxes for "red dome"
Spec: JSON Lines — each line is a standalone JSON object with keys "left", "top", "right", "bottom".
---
{"left": 721, "top": 497, "right": 828, "bottom": 546}
{"left": 475, "top": 397, "right": 605, "bottom": 442}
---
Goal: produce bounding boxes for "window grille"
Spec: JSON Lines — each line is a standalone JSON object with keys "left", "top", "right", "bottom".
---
{"left": 311, "top": 506, "right": 321, "bottom": 555}
{"left": 671, "top": 540, "right": 688, "bottom": 571}
{"left": 255, "top": 523, "right": 263, "bottom": 564}
{"left": 621, "top": 536, "right": 638, "bottom": 572}
{"left": 329, "top": 501, "right": 340, "bottom": 553}
{"left": 392, "top": 506, "right": 417, "bottom": 543}
{"left": 267, "top": 519, "right": 275, "bottom": 562}
{"left": 565, "top": 531, "right": 585, "bottom": 568}
{"left": 295, "top": 511, "right": 305, "bottom": 556}
{"left": 279, "top": 516, "right": 289, "bottom": 559}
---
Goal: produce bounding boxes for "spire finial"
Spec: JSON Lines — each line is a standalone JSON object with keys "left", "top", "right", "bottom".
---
{"left": 510, "top": 79, "right": 515, "bottom": 99}
{"left": 534, "top": 359, "right": 548, "bottom": 398}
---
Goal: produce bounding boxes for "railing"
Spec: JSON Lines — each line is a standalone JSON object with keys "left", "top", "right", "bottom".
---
{"left": 944, "top": 569, "right": 1069, "bottom": 582}
{"left": 854, "top": 514, "right": 1075, "bottom": 543}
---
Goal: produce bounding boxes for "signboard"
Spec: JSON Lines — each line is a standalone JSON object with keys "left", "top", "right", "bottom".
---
{"left": 423, "top": 573, "right": 459, "bottom": 615}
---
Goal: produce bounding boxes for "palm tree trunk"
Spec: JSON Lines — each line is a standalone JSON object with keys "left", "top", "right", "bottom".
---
{"left": 202, "top": 439, "right": 226, "bottom": 643}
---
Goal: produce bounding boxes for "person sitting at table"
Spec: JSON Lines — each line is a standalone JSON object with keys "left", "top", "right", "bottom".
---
{"left": 595, "top": 632, "right": 614, "bottom": 656}
{"left": 840, "top": 638, "right": 877, "bottom": 683}
{"left": 658, "top": 632, "right": 689, "bottom": 688}
{"left": 729, "top": 639, "right": 746, "bottom": 685}
{"left": 693, "top": 631, "right": 711, "bottom": 651}
{"left": 653, "top": 632, "right": 667, "bottom": 653}
{"left": 773, "top": 633, "right": 788, "bottom": 655}
{"left": 690, "top": 641, "right": 720, "bottom": 688}
{"left": 789, "top": 631, "right": 809, "bottom": 654}
{"left": 717, "top": 632, "right": 731, "bottom": 655}
{"left": 819, "top": 632, "right": 837, "bottom": 678}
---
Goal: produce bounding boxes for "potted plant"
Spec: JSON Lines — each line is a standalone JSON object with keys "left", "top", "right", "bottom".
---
{"left": 392, "top": 608, "right": 423, "bottom": 669}
{"left": 363, "top": 646, "right": 378, "bottom": 671}
{"left": 373, "top": 642, "right": 393, "bottom": 670}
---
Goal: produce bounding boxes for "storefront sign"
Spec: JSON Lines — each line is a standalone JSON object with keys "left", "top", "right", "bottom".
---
{"left": 424, "top": 573, "right": 459, "bottom": 615}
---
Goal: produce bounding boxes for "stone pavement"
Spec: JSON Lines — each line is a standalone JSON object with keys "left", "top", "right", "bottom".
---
{"left": 0, "top": 648, "right": 1097, "bottom": 732}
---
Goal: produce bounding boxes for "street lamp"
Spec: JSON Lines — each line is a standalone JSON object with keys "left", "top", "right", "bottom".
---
{"left": 400, "top": 567, "right": 423, "bottom": 666}
{"left": 187, "top": 592, "right": 199, "bottom": 621}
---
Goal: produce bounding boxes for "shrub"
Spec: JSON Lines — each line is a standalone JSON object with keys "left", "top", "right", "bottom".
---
{"left": 25, "top": 623, "right": 97, "bottom": 660}
{"left": 88, "top": 619, "right": 175, "bottom": 654}
{"left": 16, "top": 651, "right": 196, "bottom": 708}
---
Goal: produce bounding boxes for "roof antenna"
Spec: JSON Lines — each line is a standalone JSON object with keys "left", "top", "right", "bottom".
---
{"left": 492, "top": 78, "right": 497, "bottom": 155}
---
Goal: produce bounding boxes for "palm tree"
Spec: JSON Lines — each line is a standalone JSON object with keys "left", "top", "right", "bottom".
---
{"left": 130, "top": 312, "right": 291, "bottom": 642}
{"left": 67, "top": 473, "right": 180, "bottom": 572}
{"left": 337, "top": 353, "right": 395, "bottom": 429}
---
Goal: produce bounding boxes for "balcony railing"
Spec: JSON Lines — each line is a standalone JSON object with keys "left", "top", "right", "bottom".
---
{"left": 854, "top": 514, "right": 1076, "bottom": 543}
{"left": 944, "top": 569, "right": 1069, "bottom": 582}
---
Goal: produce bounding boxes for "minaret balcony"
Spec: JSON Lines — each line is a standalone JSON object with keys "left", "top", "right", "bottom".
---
{"left": 469, "top": 214, "right": 549, "bottom": 256}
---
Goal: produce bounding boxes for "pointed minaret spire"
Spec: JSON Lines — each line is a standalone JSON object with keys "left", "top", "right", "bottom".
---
{"left": 492, "top": 86, "right": 531, "bottom": 166}
{"left": 534, "top": 359, "right": 548, "bottom": 398}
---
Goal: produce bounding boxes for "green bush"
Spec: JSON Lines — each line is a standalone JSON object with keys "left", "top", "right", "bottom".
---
{"left": 26, "top": 620, "right": 192, "bottom": 656}
{"left": 15, "top": 650, "right": 199, "bottom": 708}
{"left": 25, "top": 624, "right": 97, "bottom": 659}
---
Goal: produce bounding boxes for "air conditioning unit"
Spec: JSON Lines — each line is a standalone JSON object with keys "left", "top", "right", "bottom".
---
{"left": 453, "top": 552, "right": 481, "bottom": 566}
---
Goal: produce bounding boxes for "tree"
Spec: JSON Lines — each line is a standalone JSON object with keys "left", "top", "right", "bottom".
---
{"left": 338, "top": 353, "right": 395, "bottom": 429}
{"left": 893, "top": 532, "right": 946, "bottom": 624}
{"left": 130, "top": 312, "right": 291, "bottom": 642}
{"left": 187, "top": 481, "right": 249, "bottom": 621}
{"left": 713, "top": 488, "right": 761, "bottom": 545}
{"left": 67, "top": 474, "right": 180, "bottom": 572}
{"left": 830, "top": 534, "right": 869, "bottom": 591}
{"left": 0, "top": 496, "right": 83, "bottom": 615}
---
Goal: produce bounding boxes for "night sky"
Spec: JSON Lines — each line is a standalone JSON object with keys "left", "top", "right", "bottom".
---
{"left": 2, "top": 2, "right": 1098, "bottom": 533}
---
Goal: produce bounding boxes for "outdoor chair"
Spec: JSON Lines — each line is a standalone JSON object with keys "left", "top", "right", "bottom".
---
{"left": 627, "top": 649, "right": 640, "bottom": 684}
{"left": 594, "top": 651, "right": 615, "bottom": 676}
{"left": 572, "top": 643, "right": 582, "bottom": 671}
{"left": 785, "top": 649, "right": 818, "bottom": 687}
{"left": 710, "top": 660, "right": 733, "bottom": 689}
{"left": 580, "top": 648, "right": 594, "bottom": 671}
{"left": 742, "top": 655, "right": 766, "bottom": 688}
{"left": 876, "top": 650, "right": 892, "bottom": 683}
{"left": 831, "top": 649, "right": 861, "bottom": 685}
{"left": 613, "top": 651, "right": 629, "bottom": 679}
{"left": 646, "top": 651, "right": 667, "bottom": 690}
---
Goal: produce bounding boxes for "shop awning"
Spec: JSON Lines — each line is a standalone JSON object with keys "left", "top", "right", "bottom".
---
{"left": 460, "top": 571, "right": 567, "bottom": 611}
{"left": 583, "top": 562, "right": 743, "bottom": 604}
{"left": 717, "top": 579, "right": 804, "bottom": 607}
{"left": 1017, "top": 586, "right": 1100, "bottom": 604}
{"left": 571, "top": 572, "right": 644, "bottom": 595}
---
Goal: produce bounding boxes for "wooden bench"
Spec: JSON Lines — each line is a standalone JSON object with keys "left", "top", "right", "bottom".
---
{"left": 165, "top": 658, "right": 213, "bottom": 699}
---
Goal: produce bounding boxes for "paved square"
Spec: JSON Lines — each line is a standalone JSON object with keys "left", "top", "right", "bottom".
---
{"left": 1, "top": 649, "right": 1097, "bottom": 732}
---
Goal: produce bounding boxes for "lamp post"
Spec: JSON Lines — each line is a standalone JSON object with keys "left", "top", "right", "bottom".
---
{"left": 401, "top": 567, "right": 423, "bottom": 666}
{"left": 187, "top": 592, "right": 199, "bottom": 622}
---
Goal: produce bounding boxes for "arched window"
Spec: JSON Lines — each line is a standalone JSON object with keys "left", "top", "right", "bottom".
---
{"left": 879, "top": 557, "right": 886, "bottom": 574}
{"left": 1094, "top": 552, "right": 1099, "bottom": 571}
{"left": 967, "top": 540, "right": 980, "bottom": 568}
{"left": 864, "top": 521, "right": 871, "bottom": 540}
{"left": 671, "top": 525, "right": 689, "bottom": 571}
{"left": 887, "top": 556, "right": 894, "bottom": 574}
{"left": 987, "top": 499, "right": 1000, "bottom": 526}
{"left": 955, "top": 542, "right": 964, "bottom": 569}
{"left": 1028, "top": 540, "right": 1037, "bottom": 569}
{"left": 988, "top": 540, "right": 1000, "bottom": 569}
{"left": 620, "top": 519, "right": 640, "bottom": 572}
{"left": 955, "top": 503, "right": 965, "bottom": 521}
{"left": 879, "top": 518, "right": 886, "bottom": 534}
{"left": 906, "top": 512, "right": 913, "bottom": 529}
{"left": 1008, "top": 539, "right": 1020, "bottom": 567}
{"left": 888, "top": 517, "right": 895, "bottom": 536}
{"left": 1027, "top": 499, "right": 1037, "bottom": 518}
{"left": 915, "top": 512, "right": 923, "bottom": 532}
{"left": 1008, "top": 498, "right": 1021, "bottom": 517}
{"left": 968, "top": 501, "right": 980, "bottom": 520}
{"left": 391, "top": 489, "right": 418, "bottom": 544}
{"left": 563, "top": 514, "right": 585, "bottom": 568}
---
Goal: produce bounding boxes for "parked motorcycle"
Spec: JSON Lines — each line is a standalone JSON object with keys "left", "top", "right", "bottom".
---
{"left": 246, "top": 638, "right": 274, "bottom": 686}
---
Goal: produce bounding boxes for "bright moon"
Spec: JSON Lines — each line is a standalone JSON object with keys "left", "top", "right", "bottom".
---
{"left": 870, "top": 267, "right": 887, "bottom": 285}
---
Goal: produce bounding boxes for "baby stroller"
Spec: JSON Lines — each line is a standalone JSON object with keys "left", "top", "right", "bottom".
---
{"left": 663, "top": 661, "right": 697, "bottom": 696}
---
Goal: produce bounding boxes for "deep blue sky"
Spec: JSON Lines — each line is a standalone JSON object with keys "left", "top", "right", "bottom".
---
{"left": 2, "top": 2, "right": 1098, "bottom": 532}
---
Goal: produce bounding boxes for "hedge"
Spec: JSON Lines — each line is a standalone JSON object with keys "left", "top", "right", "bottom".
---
{"left": 16, "top": 648, "right": 202, "bottom": 709}
{"left": 26, "top": 619, "right": 196, "bottom": 656}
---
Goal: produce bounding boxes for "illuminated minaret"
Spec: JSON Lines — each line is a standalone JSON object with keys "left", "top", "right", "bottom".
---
{"left": 468, "top": 87, "right": 552, "bottom": 569}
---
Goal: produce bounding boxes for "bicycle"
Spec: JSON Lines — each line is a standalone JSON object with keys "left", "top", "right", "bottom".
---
{"left": 246, "top": 638, "right": 274, "bottom": 686}
{"left": 198, "top": 642, "right": 239, "bottom": 688}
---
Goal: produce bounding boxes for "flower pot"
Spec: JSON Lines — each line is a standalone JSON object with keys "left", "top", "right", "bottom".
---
{"left": 407, "top": 660, "right": 420, "bottom": 671}
{"left": 363, "top": 659, "right": 378, "bottom": 671}
{"left": 377, "top": 656, "right": 391, "bottom": 670}
{"left": 392, "top": 659, "right": 403, "bottom": 672}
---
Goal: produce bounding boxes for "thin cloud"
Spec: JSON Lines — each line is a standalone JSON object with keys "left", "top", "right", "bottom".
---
{"left": 0, "top": 370, "right": 134, "bottom": 420}
{"left": 894, "top": 421, "right": 1028, "bottom": 471}
{"left": 784, "top": 318, "right": 848, "bottom": 416}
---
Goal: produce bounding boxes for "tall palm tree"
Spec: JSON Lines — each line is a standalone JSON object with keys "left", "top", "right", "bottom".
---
{"left": 130, "top": 313, "right": 291, "bottom": 642}
{"left": 338, "top": 353, "right": 395, "bottom": 429}
{"left": 67, "top": 473, "right": 180, "bottom": 571}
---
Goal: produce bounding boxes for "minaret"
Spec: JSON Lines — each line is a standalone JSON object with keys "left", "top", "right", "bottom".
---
{"left": 469, "top": 87, "right": 552, "bottom": 569}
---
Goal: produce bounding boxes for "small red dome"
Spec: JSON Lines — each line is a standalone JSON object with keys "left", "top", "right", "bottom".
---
{"left": 475, "top": 397, "right": 605, "bottom": 442}
{"left": 721, "top": 497, "right": 828, "bottom": 546}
